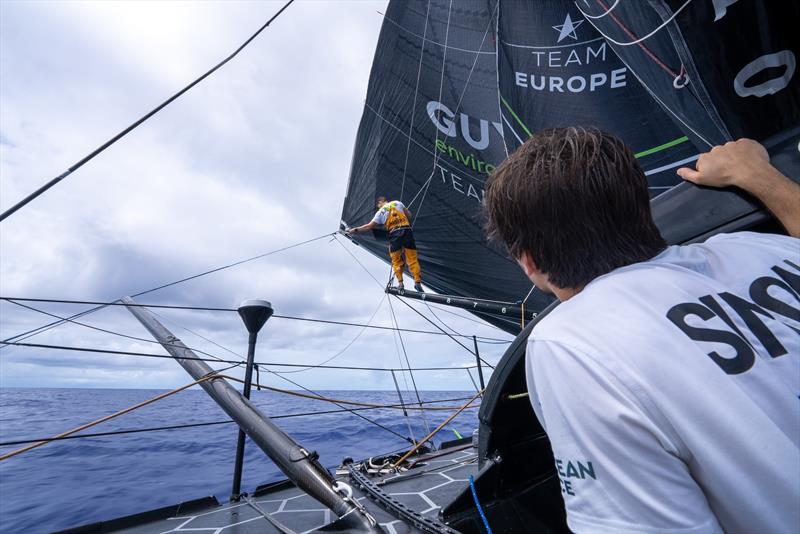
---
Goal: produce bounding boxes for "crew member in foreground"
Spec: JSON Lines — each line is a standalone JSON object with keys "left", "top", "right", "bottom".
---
{"left": 484, "top": 128, "right": 799, "bottom": 534}
{"left": 347, "top": 197, "right": 424, "bottom": 292}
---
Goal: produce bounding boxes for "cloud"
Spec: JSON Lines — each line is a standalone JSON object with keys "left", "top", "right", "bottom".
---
{"left": 0, "top": 0, "right": 512, "bottom": 391}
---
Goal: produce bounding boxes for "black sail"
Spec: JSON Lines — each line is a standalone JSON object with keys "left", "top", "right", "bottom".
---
{"left": 341, "top": 0, "right": 548, "bottom": 334}
{"left": 341, "top": 0, "right": 799, "bottom": 334}
{"left": 496, "top": 0, "right": 697, "bottom": 193}
{"left": 577, "top": 0, "right": 800, "bottom": 244}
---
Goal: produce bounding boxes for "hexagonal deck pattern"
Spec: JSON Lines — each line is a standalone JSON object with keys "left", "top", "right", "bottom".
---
{"left": 113, "top": 445, "right": 477, "bottom": 533}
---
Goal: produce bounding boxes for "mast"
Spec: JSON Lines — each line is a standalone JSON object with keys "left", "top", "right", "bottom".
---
{"left": 121, "top": 296, "right": 381, "bottom": 533}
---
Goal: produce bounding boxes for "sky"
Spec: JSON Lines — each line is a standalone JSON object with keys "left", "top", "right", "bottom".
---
{"left": 0, "top": 0, "right": 514, "bottom": 391}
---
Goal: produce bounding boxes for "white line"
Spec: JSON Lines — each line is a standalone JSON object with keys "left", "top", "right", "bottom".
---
{"left": 499, "top": 36, "right": 604, "bottom": 50}
{"left": 363, "top": 103, "right": 488, "bottom": 185}
{"left": 644, "top": 154, "right": 699, "bottom": 176}
{"left": 580, "top": 0, "right": 621, "bottom": 20}
{"left": 501, "top": 114, "right": 525, "bottom": 145}
{"left": 621, "top": 59, "right": 715, "bottom": 148}
{"left": 400, "top": 0, "right": 433, "bottom": 200}
{"left": 381, "top": 13, "right": 494, "bottom": 55}
{"left": 574, "top": 0, "right": 694, "bottom": 46}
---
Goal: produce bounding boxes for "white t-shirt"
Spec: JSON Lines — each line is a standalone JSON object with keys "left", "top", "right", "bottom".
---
{"left": 371, "top": 200, "right": 407, "bottom": 226}
{"left": 526, "top": 232, "right": 800, "bottom": 534}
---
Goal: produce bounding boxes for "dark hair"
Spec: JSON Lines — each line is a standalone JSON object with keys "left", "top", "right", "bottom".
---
{"left": 484, "top": 127, "right": 666, "bottom": 289}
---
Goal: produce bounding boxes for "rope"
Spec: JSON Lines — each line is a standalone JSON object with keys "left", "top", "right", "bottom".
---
{"left": 0, "top": 371, "right": 476, "bottom": 462}
{"left": 575, "top": 0, "right": 686, "bottom": 80}
{"left": 520, "top": 284, "right": 535, "bottom": 329}
{"left": 263, "top": 371, "right": 415, "bottom": 444}
{"left": 469, "top": 474, "right": 494, "bottom": 534}
{"left": 393, "top": 389, "right": 483, "bottom": 467}
{"left": 578, "top": 0, "right": 692, "bottom": 47}
{"left": 0, "top": 396, "right": 479, "bottom": 448}
{"left": 0, "top": 0, "right": 295, "bottom": 223}
{"left": 223, "top": 376, "right": 479, "bottom": 411}
{"left": 582, "top": 0, "right": 620, "bottom": 19}
{"left": 135, "top": 306, "right": 428, "bottom": 446}
{"left": 0, "top": 373, "right": 224, "bottom": 461}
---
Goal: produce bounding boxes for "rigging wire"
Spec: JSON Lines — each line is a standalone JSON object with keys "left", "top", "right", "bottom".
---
{"left": 333, "top": 233, "right": 384, "bottom": 288}
{"left": 3, "top": 367, "right": 475, "bottom": 461}
{"left": 424, "top": 302, "right": 463, "bottom": 336}
{"left": 424, "top": 302, "right": 512, "bottom": 340}
{"left": 388, "top": 308, "right": 415, "bottom": 427}
{"left": 394, "top": 295, "right": 496, "bottom": 369}
{"left": 2, "top": 341, "right": 483, "bottom": 372}
{"left": 387, "top": 296, "right": 432, "bottom": 438}
{"left": 273, "top": 294, "right": 387, "bottom": 374}
{"left": 393, "top": 389, "right": 483, "bottom": 467}
{"left": 406, "top": 0, "right": 498, "bottom": 222}
{"left": 225, "top": 375, "right": 479, "bottom": 412}
{"left": 256, "top": 370, "right": 415, "bottom": 445}
{"left": 0, "top": 296, "right": 510, "bottom": 341}
{"left": 0, "top": 0, "right": 295, "bottom": 223}
{"left": 399, "top": 0, "right": 433, "bottom": 200}
{"left": 147, "top": 309, "right": 250, "bottom": 381}
{"left": 2, "top": 299, "right": 233, "bottom": 364}
{"left": 0, "top": 371, "right": 231, "bottom": 461}
{"left": 392, "top": 318, "right": 411, "bottom": 397}
{"left": 466, "top": 368, "right": 481, "bottom": 394}
{"left": 405, "top": 0, "right": 454, "bottom": 222}
{"left": 0, "top": 232, "right": 333, "bottom": 347}
{"left": 160, "top": 319, "right": 420, "bottom": 445}
{"left": 0, "top": 395, "right": 478, "bottom": 448}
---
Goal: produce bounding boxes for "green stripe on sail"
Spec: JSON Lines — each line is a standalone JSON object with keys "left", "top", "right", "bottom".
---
{"left": 500, "top": 95, "right": 533, "bottom": 138}
{"left": 635, "top": 136, "right": 689, "bottom": 158}
{"left": 452, "top": 428, "right": 463, "bottom": 439}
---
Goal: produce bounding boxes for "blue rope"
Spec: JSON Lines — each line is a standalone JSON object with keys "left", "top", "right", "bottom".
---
{"left": 468, "top": 475, "right": 493, "bottom": 534}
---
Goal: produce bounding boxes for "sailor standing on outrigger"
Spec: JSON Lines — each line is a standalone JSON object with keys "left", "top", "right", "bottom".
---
{"left": 347, "top": 197, "right": 424, "bottom": 292}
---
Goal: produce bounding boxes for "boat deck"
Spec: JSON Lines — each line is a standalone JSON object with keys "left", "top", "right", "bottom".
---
{"left": 66, "top": 441, "right": 477, "bottom": 534}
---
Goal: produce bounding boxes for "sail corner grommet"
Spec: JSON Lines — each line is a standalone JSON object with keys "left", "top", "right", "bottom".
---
{"left": 673, "top": 71, "right": 689, "bottom": 89}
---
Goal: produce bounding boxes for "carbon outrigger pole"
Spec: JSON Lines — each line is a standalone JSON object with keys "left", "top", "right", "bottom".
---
{"left": 385, "top": 286, "right": 537, "bottom": 322}
{"left": 122, "top": 296, "right": 381, "bottom": 533}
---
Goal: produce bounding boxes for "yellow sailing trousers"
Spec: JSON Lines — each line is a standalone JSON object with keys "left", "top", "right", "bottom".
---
{"left": 389, "top": 248, "right": 421, "bottom": 284}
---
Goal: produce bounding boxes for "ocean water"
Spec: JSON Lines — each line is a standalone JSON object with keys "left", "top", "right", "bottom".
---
{"left": 0, "top": 388, "right": 479, "bottom": 533}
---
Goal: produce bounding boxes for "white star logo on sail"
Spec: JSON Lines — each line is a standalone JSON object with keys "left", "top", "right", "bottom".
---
{"left": 552, "top": 14, "right": 584, "bottom": 43}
